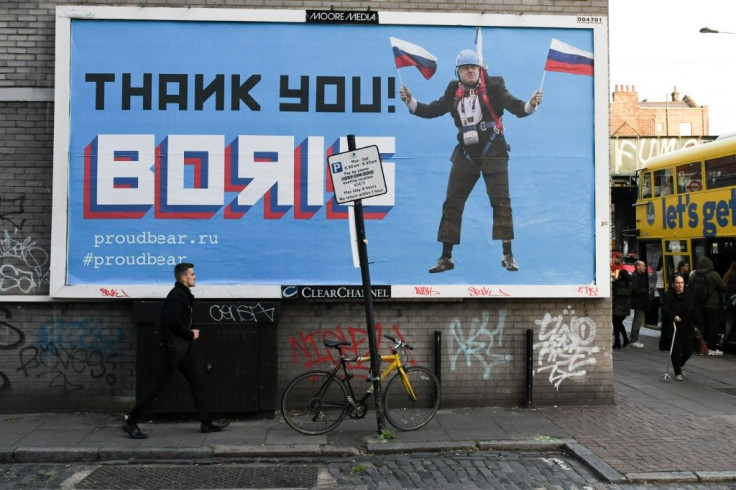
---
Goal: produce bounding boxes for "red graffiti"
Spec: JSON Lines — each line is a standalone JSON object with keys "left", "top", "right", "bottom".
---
{"left": 289, "top": 324, "right": 408, "bottom": 370}
{"left": 414, "top": 286, "right": 439, "bottom": 296}
{"left": 577, "top": 286, "right": 599, "bottom": 296}
{"left": 467, "top": 286, "right": 510, "bottom": 297}
{"left": 99, "top": 288, "right": 130, "bottom": 298}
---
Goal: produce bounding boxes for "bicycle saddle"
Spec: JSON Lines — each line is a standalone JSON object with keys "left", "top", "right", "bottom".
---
{"left": 323, "top": 339, "right": 351, "bottom": 348}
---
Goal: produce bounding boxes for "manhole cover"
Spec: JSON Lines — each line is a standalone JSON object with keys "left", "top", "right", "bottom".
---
{"left": 76, "top": 465, "right": 318, "bottom": 489}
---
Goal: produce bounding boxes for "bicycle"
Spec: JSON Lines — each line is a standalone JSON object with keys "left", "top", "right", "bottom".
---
{"left": 281, "top": 334, "right": 441, "bottom": 435}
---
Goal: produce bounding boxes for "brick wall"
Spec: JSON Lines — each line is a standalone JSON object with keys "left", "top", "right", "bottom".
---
{"left": 0, "top": 302, "right": 135, "bottom": 411}
{"left": 0, "top": 297, "right": 613, "bottom": 412}
{"left": 0, "top": 0, "right": 611, "bottom": 413}
{"left": 278, "top": 299, "right": 613, "bottom": 407}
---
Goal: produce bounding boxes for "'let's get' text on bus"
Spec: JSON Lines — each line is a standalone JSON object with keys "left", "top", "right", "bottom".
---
{"left": 636, "top": 134, "right": 736, "bottom": 289}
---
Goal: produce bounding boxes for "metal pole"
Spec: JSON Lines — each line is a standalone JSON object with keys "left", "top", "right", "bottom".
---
{"left": 434, "top": 330, "right": 442, "bottom": 382}
{"left": 348, "top": 134, "right": 385, "bottom": 433}
{"left": 434, "top": 329, "right": 442, "bottom": 409}
{"left": 525, "top": 328, "right": 533, "bottom": 408}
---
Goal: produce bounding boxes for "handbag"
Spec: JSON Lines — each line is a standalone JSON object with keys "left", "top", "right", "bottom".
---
{"left": 727, "top": 292, "right": 736, "bottom": 312}
{"left": 694, "top": 328, "right": 709, "bottom": 355}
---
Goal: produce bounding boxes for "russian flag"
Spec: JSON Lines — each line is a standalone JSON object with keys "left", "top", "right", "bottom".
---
{"left": 390, "top": 37, "right": 438, "bottom": 80}
{"left": 544, "top": 39, "right": 594, "bottom": 76}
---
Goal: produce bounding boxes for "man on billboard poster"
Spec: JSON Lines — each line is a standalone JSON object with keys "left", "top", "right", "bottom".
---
{"left": 399, "top": 48, "right": 543, "bottom": 274}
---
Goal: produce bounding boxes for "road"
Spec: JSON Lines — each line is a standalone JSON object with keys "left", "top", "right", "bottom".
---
{"left": 3, "top": 451, "right": 736, "bottom": 489}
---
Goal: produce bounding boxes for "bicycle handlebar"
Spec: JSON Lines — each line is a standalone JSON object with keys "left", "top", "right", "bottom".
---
{"left": 384, "top": 334, "right": 413, "bottom": 350}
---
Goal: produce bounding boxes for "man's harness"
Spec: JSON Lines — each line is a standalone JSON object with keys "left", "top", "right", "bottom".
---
{"left": 455, "top": 70, "right": 504, "bottom": 161}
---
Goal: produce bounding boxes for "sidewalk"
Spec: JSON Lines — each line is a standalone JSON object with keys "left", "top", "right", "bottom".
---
{"left": 2, "top": 326, "right": 736, "bottom": 485}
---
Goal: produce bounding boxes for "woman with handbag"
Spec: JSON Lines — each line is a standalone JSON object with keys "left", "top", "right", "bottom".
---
{"left": 660, "top": 274, "right": 695, "bottom": 381}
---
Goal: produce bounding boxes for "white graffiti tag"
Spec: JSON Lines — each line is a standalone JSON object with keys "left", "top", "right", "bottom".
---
{"left": 0, "top": 230, "right": 49, "bottom": 293}
{"left": 448, "top": 310, "right": 512, "bottom": 379}
{"left": 534, "top": 306, "right": 600, "bottom": 390}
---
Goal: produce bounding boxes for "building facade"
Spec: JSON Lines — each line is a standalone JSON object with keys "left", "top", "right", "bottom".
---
{"left": 610, "top": 84, "right": 710, "bottom": 137}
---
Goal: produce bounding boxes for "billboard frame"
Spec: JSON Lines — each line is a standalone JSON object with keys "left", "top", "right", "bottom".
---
{"left": 51, "top": 6, "right": 609, "bottom": 299}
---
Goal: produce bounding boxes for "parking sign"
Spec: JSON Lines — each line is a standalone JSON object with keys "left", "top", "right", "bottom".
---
{"left": 327, "top": 145, "right": 387, "bottom": 204}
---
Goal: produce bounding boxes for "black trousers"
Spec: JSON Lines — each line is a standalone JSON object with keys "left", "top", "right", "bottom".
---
{"left": 437, "top": 152, "right": 513, "bottom": 245}
{"left": 699, "top": 307, "right": 721, "bottom": 350}
{"left": 612, "top": 314, "right": 629, "bottom": 346}
{"left": 127, "top": 344, "right": 210, "bottom": 425}
{"left": 671, "top": 325, "right": 694, "bottom": 376}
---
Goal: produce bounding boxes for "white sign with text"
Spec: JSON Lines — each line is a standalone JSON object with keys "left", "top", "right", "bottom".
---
{"left": 328, "top": 145, "right": 387, "bottom": 204}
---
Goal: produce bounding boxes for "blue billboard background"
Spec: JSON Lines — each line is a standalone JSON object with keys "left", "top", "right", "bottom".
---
{"left": 66, "top": 18, "right": 596, "bottom": 288}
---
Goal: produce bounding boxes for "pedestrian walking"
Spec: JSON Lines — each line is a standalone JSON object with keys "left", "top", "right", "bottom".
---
{"left": 660, "top": 274, "right": 695, "bottom": 381}
{"left": 690, "top": 256, "right": 726, "bottom": 356}
{"left": 612, "top": 269, "right": 632, "bottom": 349}
{"left": 122, "top": 262, "right": 229, "bottom": 439}
{"left": 719, "top": 260, "right": 736, "bottom": 351}
{"left": 629, "top": 260, "right": 650, "bottom": 349}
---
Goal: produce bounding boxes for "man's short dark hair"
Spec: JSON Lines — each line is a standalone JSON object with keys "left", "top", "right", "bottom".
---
{"left": 174, "top": 262, "right": 194, "bottom": 280}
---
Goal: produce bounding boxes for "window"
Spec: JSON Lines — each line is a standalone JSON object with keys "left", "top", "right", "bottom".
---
{"left": 654, "top": 168, "right": 674, "bottom": 197}
{"left": 679, "top": 122, "right": 692, "bottom": 136}
{"left": 705, "top": 154, "right": 736, "bottom": 189}
{"left": 676, "top": 162, "right": 702, "bottom": 193}
{"left": 640, "top": 171, "right": 652, "bottom": 199}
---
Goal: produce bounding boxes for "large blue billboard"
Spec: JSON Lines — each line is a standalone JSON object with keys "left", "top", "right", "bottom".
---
{"left": 51, "top": 7, "right": 609, "bottom": 298}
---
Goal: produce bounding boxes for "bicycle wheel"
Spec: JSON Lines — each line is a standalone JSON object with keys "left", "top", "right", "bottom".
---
{"left": 383, "top": 366, "right": 441, "bottom": 431}
{"left": 281, "top": 370, "right": 349, "bottom": 435}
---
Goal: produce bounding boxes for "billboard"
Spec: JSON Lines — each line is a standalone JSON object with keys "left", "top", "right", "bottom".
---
{"left": 51, "top": 7, "right": 609, "bottom": 299}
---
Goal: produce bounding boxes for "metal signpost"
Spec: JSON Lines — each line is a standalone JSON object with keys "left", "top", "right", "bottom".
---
{"left": 327, "top": 135, "right": 388, "bottom": 433}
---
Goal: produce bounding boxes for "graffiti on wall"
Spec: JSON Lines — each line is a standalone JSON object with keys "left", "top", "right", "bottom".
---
{"left": 208, "top": 302, "right": 278, "bottom": 324}
{"left": 0, "top": 194, "right": 26, "bottom": 230}
{"left": 15, "top": 317, "right": 124, "bottom": 395}
{"left": 0, "top": 306, "right": 25, "bottom": 393}
{"left": 0, "top": 192, "right": 50, "bottom": 294}
{"left": 289, "top": 323, "right": 409, "bottom": 371}
{"left": 534, "top": 306, "right": 600, "bottom": 390}
{"left": 611, "top": 137, "right": 713, "bottom": 175}
{"left": 447, "top": 310, "right": 512, "bottom": 379}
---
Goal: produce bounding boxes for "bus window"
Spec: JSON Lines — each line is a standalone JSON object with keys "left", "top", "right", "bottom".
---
{"left": 640, "top": 172, "right": 652, "bottom": 199}
{"left": 676, "top": 161, "right": 702, "bottom": 193}
{"left": 706, "top": 154, "right": 736, "bottom": 189}
{"left": 654, "top": 168, "right": 674, "bottom": 197}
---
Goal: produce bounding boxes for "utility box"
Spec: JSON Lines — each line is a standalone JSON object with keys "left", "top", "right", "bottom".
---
{"left": 133, "top": 300, "right": 281, "bottom": 415}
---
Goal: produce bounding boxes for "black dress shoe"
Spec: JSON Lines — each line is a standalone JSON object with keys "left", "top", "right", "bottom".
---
{"left": 122, "top": 423, "right": 148, "bottom": 439}
{"left": 429, "top": 257, "right": 454, "bottom": 273}
{"left": 501, "top": 254, "right": 519, "bottom": 271}
{"left": 201, "top": 420, "right": 230, "bottom": 433}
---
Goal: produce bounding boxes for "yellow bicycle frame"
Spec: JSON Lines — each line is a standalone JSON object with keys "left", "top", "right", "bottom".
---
{"left": 355, "top": 352, "right": 417, "bottom": 400}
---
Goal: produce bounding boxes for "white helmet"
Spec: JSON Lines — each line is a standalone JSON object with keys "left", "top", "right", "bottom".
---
{"left": 456, "top": 49, "right": 480, "bottom": 67}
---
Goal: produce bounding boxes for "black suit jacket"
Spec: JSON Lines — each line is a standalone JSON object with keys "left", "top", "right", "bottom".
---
{"left": 161, "top": 281, "right": 195, "bottom": 364}
{"left": 411, "top": 74, "right": 530, "bottom": 158}
{"left": 630, "top": 271, "right": 651, "bottom": 311}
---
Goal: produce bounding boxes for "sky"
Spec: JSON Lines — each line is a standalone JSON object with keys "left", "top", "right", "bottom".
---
{"left": 609, "top": 0, "right": 736, "bottom": 136}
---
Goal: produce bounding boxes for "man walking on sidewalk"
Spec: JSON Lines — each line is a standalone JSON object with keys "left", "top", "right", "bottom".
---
{"left": 629, "top": 260, "right": 650, "bottom": 349}
{"left": 691, "top": 256, "right": 726, "bottom": 356}
{"left": 122, "top": 262, "right": 229, "bottom": 439}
